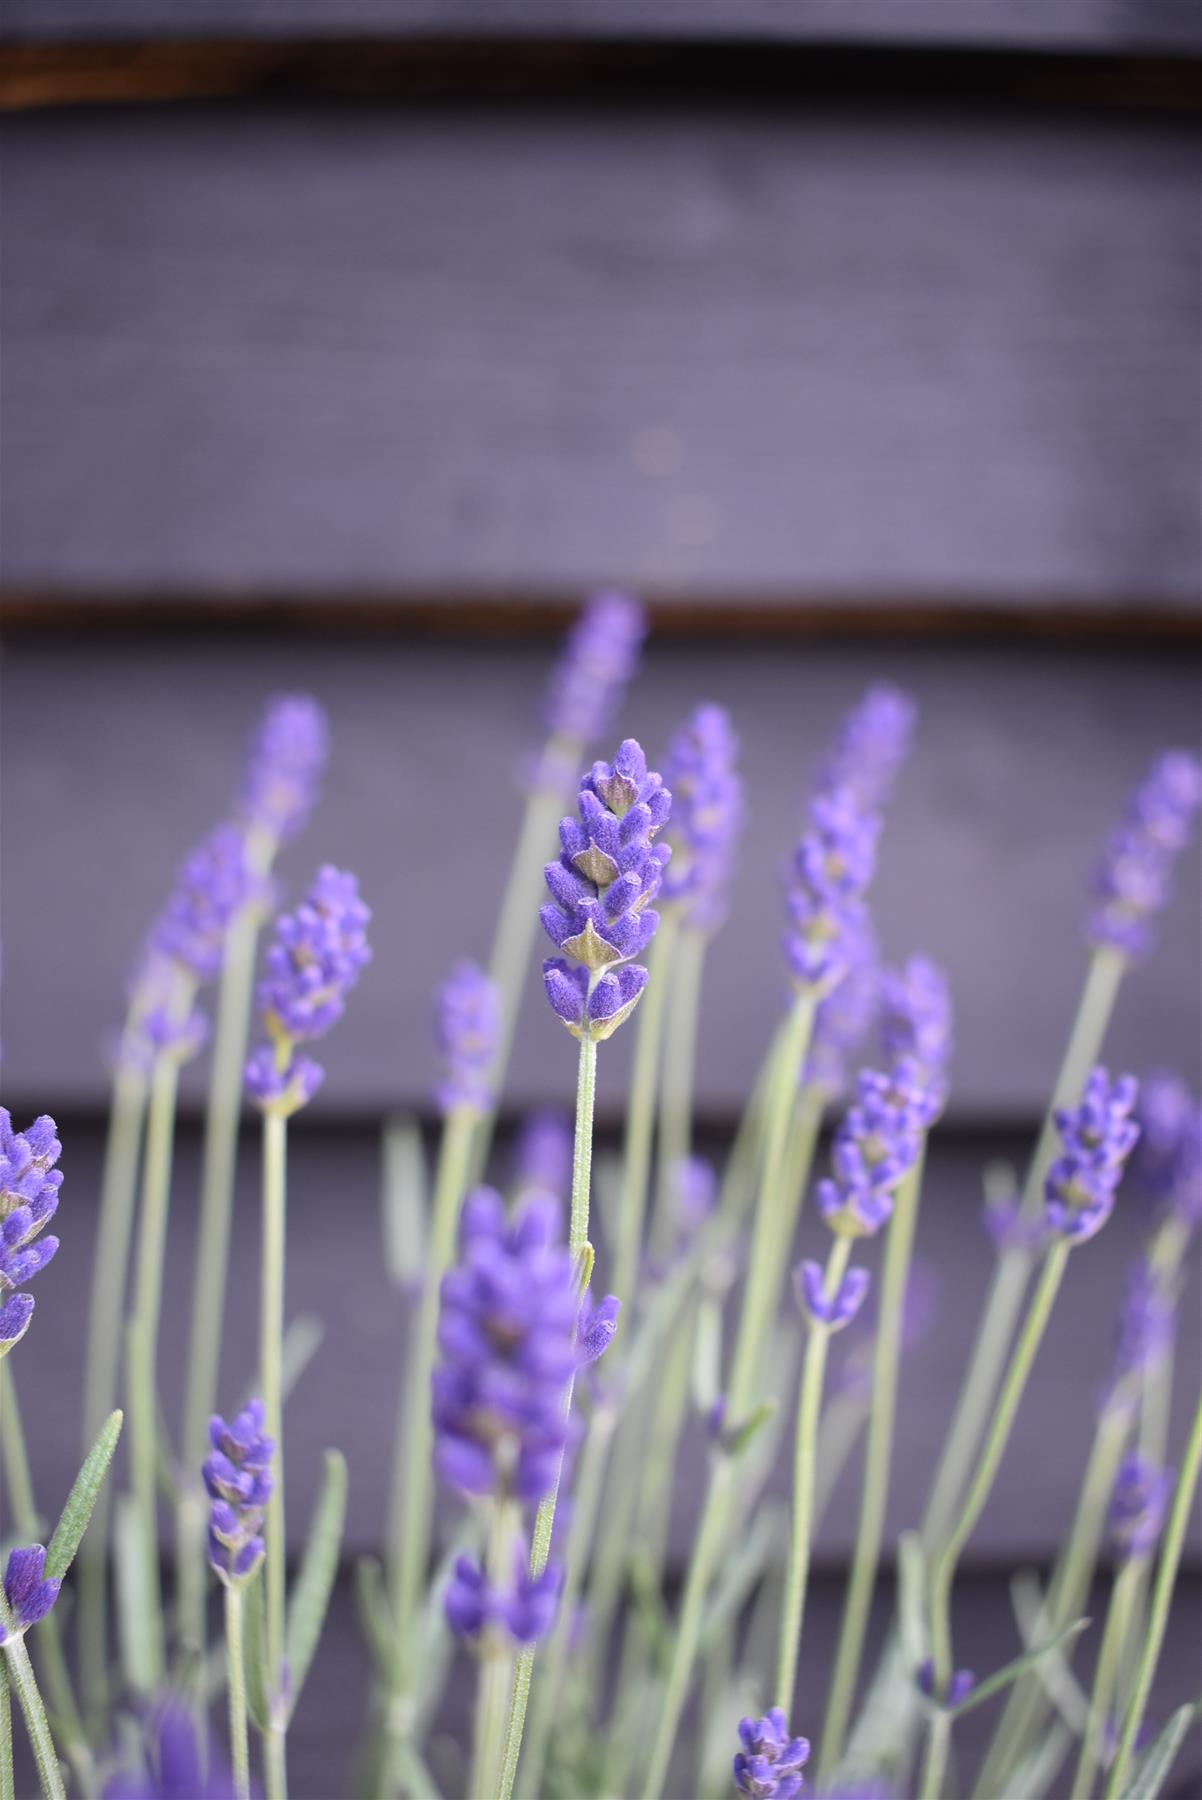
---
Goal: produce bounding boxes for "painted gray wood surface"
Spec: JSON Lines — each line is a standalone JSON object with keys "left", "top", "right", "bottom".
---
{"left": 15, "top": 1119, "right": 1202, "bottom": 1562}
{"left": 2, "top": 635, "right": 1199, "bottom": 1121}
{"left": 3, "top": 0, "right": 1201, "bottom": 52}
{"left": 3, "top": 104, "right": 1199, "bottom": 601}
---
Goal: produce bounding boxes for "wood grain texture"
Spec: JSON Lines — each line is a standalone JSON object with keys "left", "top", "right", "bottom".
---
{"left": 3, "top": 0, "right": 1201, "bottom": 53}
{"left": 2, "top": 635, "right": 1199, "bottom": 1119}
{"left": 3, "top": 104, "right": 1199, "bottom": 600}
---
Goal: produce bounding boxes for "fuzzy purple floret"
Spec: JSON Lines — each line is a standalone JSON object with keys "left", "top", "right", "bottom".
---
{"left": 0, "top": 1110, "right": 62, "bottom": 1350}
{"left": 434, "top": 961, "right": 499, "bottom": 1115}
{"left": 795, "top": 1260, "right": 871, "bottom": 1332}
{"left": 204, "top": 1398, "right": 274, "bottom": 1583}
{"left": 0, "top": 1545, "right": 60, "bottom": 1636}
{"left": 661, "top": 702, "right": 744, "bottom": 933}
{"left": 444, "top": 1551, "right": 563, "bottom": 1647}
{"left": 1088, "top": 750, "right": 1202, "bottom": 959}
{"left": 241, "top": 693, "right": 328, "bottom": 842}
{"left": 1045, "top": 1067, "right": 1140, "bottom": 1243}
{"left": 733, "top": 1708, "right": 811, "bottom": 1799}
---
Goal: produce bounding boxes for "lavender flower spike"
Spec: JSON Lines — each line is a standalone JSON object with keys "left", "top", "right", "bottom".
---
{"left": 783, "top": 788, "right": 881, "bottom": 996}
{"left": 245, "top": 864, "right": 371, "bottom": 1114}
{"left": 204, "top": 1399, "right": 274, "bottom": 1584}
{"left": 0, "top": 1110, "right": 62, "bottom": 1357}
{"left": 816, "top": 1068, "right": 925, "bottom": 1238}
{"left": 1104, "top": 1256, "right": 1176, "bottom": 1412}
{"left": 1044, "top": 1067, "right": 1140, "bottom": 1243}
{"left": 1108, "top": 1454, "right": 1172, "bottom": 1559}
{"left": 822, "top": 683, "right": 918, "bottom": 812}
{"left": 733, "top": 1709, "right": 811, "bottom": 1799}
{"left": 0, "top": 1546, "right": 61, "bottom": 1639}
{"left": 541, "top": 737, "right": 672, "bottom": 1041}
{"left": 541, "top": 591, "right": 646, "bottom": 756}
{"left": 151, "top": 824, "right": 264, "bottom": 983}
{"left": 880, "top": 954, "right": 953, "bottom": 1120}
{"left": 1088, "top": 750, "right": 1202, "bottom": 960}
{"left": 444, "top": 1550, "right": 563, "bottom": 1648}
{"left": 435, "top": 961, "right": 500, "bottom": 1115}
{"left": 240, "top": 692, "right": 328, "bottom": 843}
{"left": 1133, "top": 1071, "right": 1202, "bottom": 1238}
{"left": 795, "top": 1259, "right": 871, "bottom": 1332}
{"left": 661, "top": 702, "right": 744, "bottom": 934}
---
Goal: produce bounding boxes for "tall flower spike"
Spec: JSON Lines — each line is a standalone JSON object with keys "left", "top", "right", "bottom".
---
{"left": 1133, "top": 1071, "right": 1202, "bottom": 1237}
{"left": 204, "top": 1398, "right": 274, "bottom": 1584}
{"left": 245, "top": 864, "right": 371, "bottom": 1114}
{"left": 816, "top": 1067, "right": 925, "bottom": 1238}
{"left": 783, "top": 788, "right": 881, "bottom": 996}
{"left": 540, "top": 591, "right": 645, "bottom": 759}
{"left": 150, "top": 824, "right": 264, "bottom": 983}
{"left": 1108, "top": 1454, "right": 1172, "bottom": 1558}
{"left": 821, "top": 684, "right": 918, "bottom": 813}
{"left": 240, "top": 692, "right": 328, "bottom": 843}
{"left": 541, "top": 737, "right": 671, "bottom": 1041}
{"left": 733, "top": 1709, "right": 811, "bottom": 1799}
{"left": 0, "top": 1110, "right": 62, "bottom": 1357}
{"left": 1045, "top": 1067, "right": 1140, "bottom": 1243}
{"left": 661, "top": 702, "right": 744, "bottom": 934}
{"left": 880, "top": 954, "right": 953, "bottom": 1120}
{"left": 1088, "top": 750, "right": 1202, "bottom": 960}
{"left": 434, "top": 961, "right": 499, "bottom": 1115}
{"left": 0, "top": 1546, "right": 61, "bottom": 1639}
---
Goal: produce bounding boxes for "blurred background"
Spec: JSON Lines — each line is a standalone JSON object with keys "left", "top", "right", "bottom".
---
{"left": 2, "top": 4, "right": 1201, "bottom": 1793}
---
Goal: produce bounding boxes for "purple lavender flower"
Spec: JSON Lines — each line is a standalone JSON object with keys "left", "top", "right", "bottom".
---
{"left": 661, "top": 703, "right": 744, "bottom": 933}
{"left": 204, "top": 1399, "right": 273, "bottom": 1584}
{"left": 1088, "top": 751, "right": 1202, "bottom": 960}
{"left": 816, "top": 1068, "right": 925, "bottom": 1238}
{"left": 1104, "top": 1257, "right": 1176, "bottom": 1412}
{"left": 805, "top": 920, "right": 879, "bottom": 1099}
{"left": 103, "top": 1702, "right": 241, "bottom": 1800}
{"left": 880, "top": 954, "right": 953, "bottom": 1120}
{"left": 783, "top": 789, "right": 881, "bottom": 996}
{"left": 0, "top": 1111, "right": 62, "bottom": 1356}
{"left": 541, "top": 738, "right": 671, "bottom": 1041}
{"left": 1108, "top": 1454, "right": 1172, "bottom": 1559}
{"left": 540, "top": 591, "right": 645, "bottom": 765}
{"left": 432, "top": 1189, "right": 578, "bottom": 1502}
{"left": 434, "top": 961, "right": 499, "bottom": 1115}
{"left": 511, "top": 1109, "right": 573, "bottom": 1199}
{"left": 151, "top": 825, "right": 264, "bottom": 983}
{"left": 821, "top": 684, "right": 918, "bottom": 812}
{"left": 245, "top": 865, "right": 371, "bottom": 1113}
{"left": 733, "top": 1708, "right": 811, "bottom": 1799}
{"left": 1132, "top": 1072, "right": 1202, "bottom": 1236}
{"left": 795, "top": 1260, "right": 871, "bottom": 1332}
{"left": 576, "top": 1291, "right": 621, "bottom": 1366}
{"left": 0, "top": 1546, "right": 61, "bottom": 1639}
{"left": 918, "top": 1660, "right": 975, "bottom": 1708}
{"left": 444, "top": 1550, "right": 563, "bottom": 1648}
{"left": 240, "top": 693, "right": 328, "bottom": 843}
{"left": 1045, "top": 1068, "right": 1140, "bottom": 1244}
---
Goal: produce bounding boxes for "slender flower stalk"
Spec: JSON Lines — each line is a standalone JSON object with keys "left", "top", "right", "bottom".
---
{"left": 1102, "top": 1387, "right": 1202, "bottom": 1800}
{"left": 609, "top": 915, "right": 678, "bottom": 1308}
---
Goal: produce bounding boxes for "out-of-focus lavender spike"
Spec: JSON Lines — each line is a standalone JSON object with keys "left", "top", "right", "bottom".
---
{"left": 444, "top": 1549, "right": 563, "bottom": 1648}
{"left": 1104, "top": 1255, "right": 1177, "bottom": 1413}
{"left": 782, "top": 790, "right": 880, "bottom": 996}
{"left": 1088, "top": 750, "right": 1202, "bottom": 960}
{"left": 1108, "top": 1453, "right": 1172, "bottom": 1558}
{"left": 434, "top": 961, "right": 499, "bottom": 1116}
{"left": 540, "top": 591, "right": 646, "bottom": 758}
{"left": 511, "top": 1109, "right": 574, "bottom": 1199}
{"left": 880, "top": 954, "right": 953, "bottom": 1121}
{"left": 821, "top": 684, "right": 918, "bottom": 813}
{"left": 101, "top": 1702, "right": 240, "bottom": 1799}
{"left": 806, "top": 919, "right": 880, "bottom": 1099}
{"left": 1132, "top": 1071, "right": 1202, "bottom": 1237}
{"left": 0, "top": 1110, "right": 63, "bottom": 1356}
{"left": 1044, "top": 1068, "right": 1140, "bottom": 1243}
{"left": 240, "top": 693, "right": 328, "bottom": 843}
{"left": 661, "top": 702, "right": 744, "bottom": 934}
{"left": 150, "top": 824, "right": 265, "bottom": 984}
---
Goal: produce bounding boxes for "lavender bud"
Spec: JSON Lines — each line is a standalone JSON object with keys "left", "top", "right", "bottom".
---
{"left": 661, "top": 703, "right": 744, "bottom": 934}
{"left": 918, "top": 1659, "right": 975, "bottom": 1708}
{"left": 576, "top": 1291, "right": 620, "bottom": 1367}
{"left": 1133, "top": 1071, "right": 1202, "bottom": 1237}
{"left": 204, "top": 1399, "right": 274, "bottom": 1585}
{"left": 1045, "top": 1068, "right": 1140, "bottom": 1243}
{"left": 733, "top": 1708, "right": 811, "bottom": 1799}
{"left": 1108, "top": 1454, "right": 1172, "bottom": 1559}
{"left": 794, "top": 1260, "right": 871, "bottom": 1332}
{"left": 240, "top": 693, "right": 328, "bottom": 843}
{"left": 434, "top": 961, "right": 499, "bottom": 1116}
{"left": 540, "top": 592, "right": 645, "bottom": 761}
{"left": 0, "top": 1546, "right": 61, "bottom": 1638}
{"left": 1088, "top": 751, "right": 1202, "bottom": 960}
{"left": 816, "top": 1068, "right": 924, "bottom": 1239}
{"left": 0, "top": 1111, "right": 62, "bottom": 1357}
{"left": 821, "top": 684, "right": 918, "bottom": 812}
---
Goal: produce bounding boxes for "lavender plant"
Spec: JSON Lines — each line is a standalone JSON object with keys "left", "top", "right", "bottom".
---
{"left": 2, "top": 623, "right": 1200, "bottom": 1800}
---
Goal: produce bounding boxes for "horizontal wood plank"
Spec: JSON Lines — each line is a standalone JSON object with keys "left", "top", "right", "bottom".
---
{"left": 3, "top": 104, "right": 1199, "bottom": 601}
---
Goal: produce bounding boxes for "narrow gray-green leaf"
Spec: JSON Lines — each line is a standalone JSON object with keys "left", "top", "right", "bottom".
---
{"left": 1010, "top": 1569, "right": 1089, "bottom": 1729}
{"left": 46, "top": 1412, "right": 123, "bottom": 1581}
{"left": 1121, "top": 1701, "right": 1199, "bottom": 1800}
{"left": 691, "top": 1299, "right": 722, "bottom": 1419}
{"left": 243, "top": 1567, "right": 269, "bottom": 1735}
{"left": 353, "top": 1557, "right": 393, "bottom": 1676}
{"left": 897, "top": 1532, "right": 927, "bottom": 1672}
{"left": 285, "top": 1450, "right": 347, "bottom": 1720}
{"left": 947, "top": 1618, "right": 1091, "bottom": 1718}
{"left": 382, "top": 1116, "right": 426, "bottom": 1288}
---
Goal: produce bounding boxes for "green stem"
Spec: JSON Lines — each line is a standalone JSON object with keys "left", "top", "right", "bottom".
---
{"left": 1102, "top": 1386, "right": 1202, "bottom": 1800}
{"left": 179, "top": 902, "right": 263, "bottom": 1660}
{"left": 495, "top": 1031, "right": 597, "bottom": 1800}
{"left": 820, "top": 1144, "right": 927, "bottom": 1782}
{"left": 922, "top": 1242, "right": 1071, "bottom": 1800}
{"left": 78, "top": 1046, "right": 147, "bottom": 1736}
{"left": 612, "top": 918, "right": 677, "bottom": 1306}
{"left": 1, "top": 1638, "right": 65, "bottom": 1800}
{"left": 921, "top": 948, "right": 1123, "bottom": 1553}
{"left": 776, "top": 1235, "right": 852, "bottom": 1715}
{"left": 127, "top": 1031, "right": 189, "bottom": 1694}
{"left": 0, "top": 1657, "right": 12, "bottom": 1800}
{"left": 259, "top": 1109, "right": 288, "bottom": 1800}
{"left": 917, "top": 1709, "right": 951, "bottom": 1800}
{"left": 652, "top": 924, "right": 705, "bottom": 1256}
{"left": 1071, "top": 1555, "right": 1140, "bottom": 1800}
{"left": 471, "top": 1504, "right": 519, "bottom": 1800}
{"left": 225, "top": 1583, "right": 252, "bottom": 1800}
